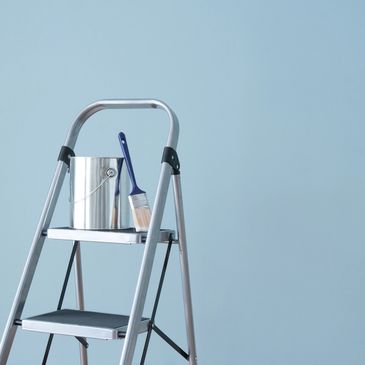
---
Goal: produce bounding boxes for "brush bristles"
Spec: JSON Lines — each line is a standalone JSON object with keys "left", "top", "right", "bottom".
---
{"left": 129, "top": 193, "right": 151, "bottom": 232}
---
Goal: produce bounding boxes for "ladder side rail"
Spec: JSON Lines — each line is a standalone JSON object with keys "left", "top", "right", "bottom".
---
{"left": 119, "top": 107, "right": 179, "bottom": 364}
{"left": 0, "top": 162, "right": 68, "bottom": 364}
{"left": 172, "top": 174, "right": 198, "bottom": 365}
{"left": 120, "top": 161, "right": 173, "bottom": 365}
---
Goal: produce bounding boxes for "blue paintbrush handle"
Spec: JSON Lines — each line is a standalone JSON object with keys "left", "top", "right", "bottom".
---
{"left": 118, "top": 132, "right": 145, "bottom": 195}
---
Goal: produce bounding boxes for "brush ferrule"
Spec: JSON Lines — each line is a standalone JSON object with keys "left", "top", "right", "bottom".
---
{"left": 128, "top": 193, "right": 151, "bottom": 232}
{"left": 129, "top": 193, "right": 149, "bottom": 208}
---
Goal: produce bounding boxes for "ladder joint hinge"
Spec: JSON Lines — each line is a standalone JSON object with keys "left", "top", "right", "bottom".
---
{"left": 161, "top": 147, "right": 180, "bottom": 175}
{"left": 57, "top": 146, "right": 75, "bottom": 168}
{"left": 148, "top": 320, "right": 155, "bottom": 331}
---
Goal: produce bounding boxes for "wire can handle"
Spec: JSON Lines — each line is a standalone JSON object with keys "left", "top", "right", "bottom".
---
{"left": 70, "top": 168, "right": 115, "bottom": 205}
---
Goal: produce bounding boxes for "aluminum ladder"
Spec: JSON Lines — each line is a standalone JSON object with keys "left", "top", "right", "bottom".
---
{"left": 0, "top": 99, "right": 198, "bottom": 365}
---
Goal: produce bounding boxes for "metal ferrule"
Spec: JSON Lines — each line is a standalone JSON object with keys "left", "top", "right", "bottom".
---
{"left": 128, "top": 193, "right": 149, "bottom": 209}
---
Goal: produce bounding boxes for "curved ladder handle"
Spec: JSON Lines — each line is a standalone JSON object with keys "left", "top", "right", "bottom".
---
{"left": 63, "top": 99, "right": 179, "bottom": 151}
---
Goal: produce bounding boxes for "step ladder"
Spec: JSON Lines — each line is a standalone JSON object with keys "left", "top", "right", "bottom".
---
{"left": 0, "top": 99, "right": 198, "bottom": 365}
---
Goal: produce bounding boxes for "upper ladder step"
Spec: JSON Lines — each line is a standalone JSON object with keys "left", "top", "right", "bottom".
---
{"left": 46, "top": 227, "right": 175, "bottom": 245}
{"left": 21, "top": 309, "right": 150, "bottom": 340}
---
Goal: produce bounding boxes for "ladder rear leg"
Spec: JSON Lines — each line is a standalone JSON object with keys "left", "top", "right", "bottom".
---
{"left": 172, "top": 174, "right": 198, "bottom": 365}
{"left": 74, "top": 243, "right": 88, "bottom": 365}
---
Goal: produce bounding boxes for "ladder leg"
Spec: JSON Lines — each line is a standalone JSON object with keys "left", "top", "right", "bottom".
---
{"left": 74, "top": 243, "right": 88, "bottom": 365}
{"left": 172, "top": 174, "right": 198, "bottom": 365}
{"left": 0, "top": 162, "right": 68, "bottom": 365}
{"left": 42, "top": 241, "right": 79, "bottom": 365}
{"left": 119, "top": 163, "right": 172, "bottom": 365}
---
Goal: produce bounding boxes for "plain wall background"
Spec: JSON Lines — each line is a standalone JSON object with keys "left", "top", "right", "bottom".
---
{"left": 0, "top": 1, "right": 365, "bottom": 364}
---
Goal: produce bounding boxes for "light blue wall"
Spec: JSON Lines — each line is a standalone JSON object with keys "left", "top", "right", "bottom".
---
{"left": 0, "top": 1, "right": 364, "bottom": 364}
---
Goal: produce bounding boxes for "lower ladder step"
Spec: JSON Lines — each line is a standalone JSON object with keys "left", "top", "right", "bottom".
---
{"left": 22, "top": 309, "right": 150, "bottom": 340}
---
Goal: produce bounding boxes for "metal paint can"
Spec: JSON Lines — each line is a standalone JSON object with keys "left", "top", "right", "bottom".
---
{"left": 70, "top": 157, "right": 129, "bottom": 230}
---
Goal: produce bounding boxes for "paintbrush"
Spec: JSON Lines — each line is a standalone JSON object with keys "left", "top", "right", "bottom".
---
{"left": 118, "top": 131, "right": 151, "bottom": 232}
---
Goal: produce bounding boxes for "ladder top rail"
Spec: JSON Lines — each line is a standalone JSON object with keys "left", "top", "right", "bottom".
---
{"left": 64, "top": 99, "right": 179, "bottom": 150}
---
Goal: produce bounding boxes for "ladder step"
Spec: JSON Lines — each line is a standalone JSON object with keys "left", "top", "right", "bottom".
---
{"left": 47, "top": 227, "right": 175, "bottom": 245}
{"left": 22, "top": 309, "right": 150, "bottom": 340}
